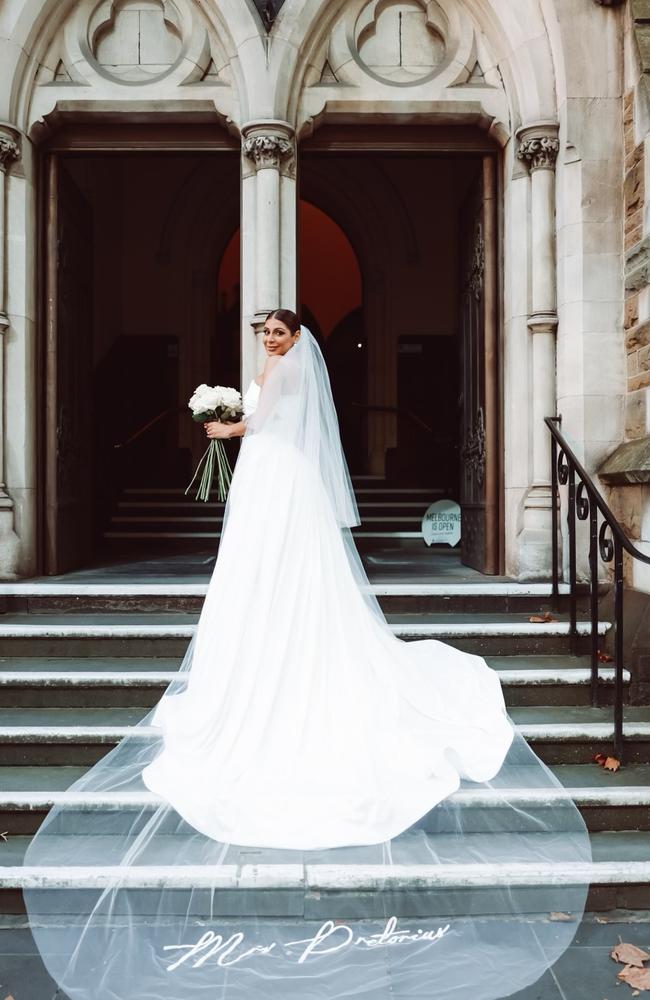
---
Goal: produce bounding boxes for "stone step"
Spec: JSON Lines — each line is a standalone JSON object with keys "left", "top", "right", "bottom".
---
{"left": 0, "top": 705, "right": 646, "bottom": 766}
{"left": 0, "top": 656, "right": 631, "bottom": 708}
{"left": 0, "top": 579, "right": 579, "bottom": 615}
{"left": 2, "top": 832, "right": 650, "bottom": 913}
{"left": 109, "top": 505, "right": 425, "bottom": 532}
{"left": 0, "top": 613, "right": 611, "bottom": 656}
{"left": 104, "top": 528, "right": 427, "bottom": 540}
{"left": 118, "top": 500, "right": 433, "bottom": 514}
{"left": 123, "top": 485, "right": 441, "bottom": 503}
{"left": 1, "top": 763, "right": 648, "bottom": 834}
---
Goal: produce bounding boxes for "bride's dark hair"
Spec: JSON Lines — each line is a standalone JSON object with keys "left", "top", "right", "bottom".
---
{"left": 265, "top": 308, "right": 300, "bottom": 333}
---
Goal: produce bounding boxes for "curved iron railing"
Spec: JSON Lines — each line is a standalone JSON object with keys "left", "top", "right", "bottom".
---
{"left": 546, "top": 415, "right": 650, "bottom": 761}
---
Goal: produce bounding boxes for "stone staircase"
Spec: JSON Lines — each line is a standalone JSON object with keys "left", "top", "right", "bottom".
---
{"left": 0, "top": 576, "right": 649, "bottom": 917}
{"left": 102, "top": 476, "right": 445, "bottom": 546}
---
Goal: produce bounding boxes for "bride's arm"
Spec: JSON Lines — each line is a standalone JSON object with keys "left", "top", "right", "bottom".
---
{"left": 206, "top": 419, "right": 246, "bottom": 440}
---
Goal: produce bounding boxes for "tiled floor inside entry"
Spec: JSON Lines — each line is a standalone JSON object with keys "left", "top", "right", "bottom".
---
{"left": 14, "top": 543, "right": 515, "bottom": 587}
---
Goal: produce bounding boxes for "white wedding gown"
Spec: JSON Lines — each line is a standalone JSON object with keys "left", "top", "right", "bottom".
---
{"left": 141, "top": 377, "right": 516, "bottom": 849}
{"left": 23, "top": 332, "right": 593, "bottom": 1000}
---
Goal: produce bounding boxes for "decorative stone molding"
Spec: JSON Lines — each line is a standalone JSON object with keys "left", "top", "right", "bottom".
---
{"left": 299, "top": 0, "right": 510, "bottom": 135}
{"left": 516, "top": 133, "right": 560, "bottom": 172}
{"left": 28, "top": 0, "right": 237, "bottom": 122}
{"left": 0, "top": 136, "right": 20, "bottom": 172}
{"left": 459, "top": 407, "right": 486, "bottom": 485}
{"left": 527, "top": 313, "right": 559, "bottom": 335}
{"left": 89, "top": 0, "right": 183, "bottom": 83}
{"left": 354, "top": 0, "right": 447, "bottom": 86}
{"left": 243, "top": 133, "right": 294, "bottom": 172}
{"left": 466, "top": 222, "right": 485, "bottom": 301}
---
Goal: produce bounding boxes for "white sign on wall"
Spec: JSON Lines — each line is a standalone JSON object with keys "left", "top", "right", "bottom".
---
{"left": 422, "top": 500, "right": 461, "bottom": 547}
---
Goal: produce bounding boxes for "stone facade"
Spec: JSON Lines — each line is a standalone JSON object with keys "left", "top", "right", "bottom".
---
{"left": 0, "top": 0, "right": 635, "bottom": 581}
{"left": 596, "top": 0, "right": 650, "bottom": 589}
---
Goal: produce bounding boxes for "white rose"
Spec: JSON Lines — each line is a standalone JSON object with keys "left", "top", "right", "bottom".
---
{"left": 218, "top": 386, "right": 242, "bottom": 409}
{"left": 202, "top": 388, "right": 221, "bottom": 410}
{"left": 188, "top": 384, "right": 218, "bottom": 413}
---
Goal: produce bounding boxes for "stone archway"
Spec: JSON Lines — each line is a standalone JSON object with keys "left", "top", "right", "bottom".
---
{"left": 269, "top": 0, "right": 567, "bottom": 577}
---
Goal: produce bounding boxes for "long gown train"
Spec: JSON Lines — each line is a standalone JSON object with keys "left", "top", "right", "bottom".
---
{"left": 23, "top": 336, "right": 592, "bottom": 1000}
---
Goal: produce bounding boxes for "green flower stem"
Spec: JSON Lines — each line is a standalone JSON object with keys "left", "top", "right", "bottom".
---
{"left": 185, "top": 435, "right": 236, "bottom": 503}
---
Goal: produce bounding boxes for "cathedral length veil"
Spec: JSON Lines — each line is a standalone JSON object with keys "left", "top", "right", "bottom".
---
{"left": 23, "top": 325, "right": 592, "bottom": 1000}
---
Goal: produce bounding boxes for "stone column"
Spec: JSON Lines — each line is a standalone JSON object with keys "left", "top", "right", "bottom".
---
{"left": 515, "top": 123, "right": 560, "bottom": 578}
{"left": 0, "top": 124, "right": 21, "bottom": 579}
{"left": 241, "top": 121, "right": 296, "bottom": 385}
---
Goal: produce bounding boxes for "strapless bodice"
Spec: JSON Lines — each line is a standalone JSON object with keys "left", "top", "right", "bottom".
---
{"left": 242, "top": 377, "right": 301, "bottom": 426}
{"left": 242, "top": 379, "right": 261, "bottom": 417}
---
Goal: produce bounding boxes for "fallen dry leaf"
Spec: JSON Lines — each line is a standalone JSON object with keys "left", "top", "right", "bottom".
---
{"left": 529, "top": 611, "right": 557, "bottom": 623}
{"left": 611, "top": 943, "right": 650, "bottom": 967}
{"left": 549, "top": 911, "right": 573, "bottom": 921}
{"left": 617, "top": 965, "right": 650, "bottom": 990}
{"left": 593, "top": 753, "right": 621, "bottom": 771}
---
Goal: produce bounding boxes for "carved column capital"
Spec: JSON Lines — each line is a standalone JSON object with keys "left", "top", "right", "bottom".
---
{"left": 242, "top": 121, "right": 295, "bottom": 176}
{"left": 243, "top": 133, "right": 293, "bottom": 169}
{"left": 0, "top": 125, "right": 21, "bottom": 173}
{"left": 516, "top": 122, "right": 560, "bottom": 172}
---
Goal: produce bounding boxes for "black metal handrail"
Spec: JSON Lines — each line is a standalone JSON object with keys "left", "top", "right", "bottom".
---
{"left": 113, "top": 407, "right": 183, "bottom": 450}
{"left": 350, "top": 402, "right": 436, "bottom": 437}
{"left": 546, "top": 415, "right": 650, "bottom": 761}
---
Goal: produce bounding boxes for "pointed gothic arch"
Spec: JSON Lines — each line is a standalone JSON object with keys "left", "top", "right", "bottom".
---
{"left": 268, "top": 0, "right": 559, "bottom": 138}
{"left": 2, "top": 0, "right": 265, "bottom": 134}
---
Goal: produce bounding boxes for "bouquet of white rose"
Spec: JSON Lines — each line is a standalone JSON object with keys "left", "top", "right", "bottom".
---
{"left": 185, "top": 383, "right": 243, "bottom": 502}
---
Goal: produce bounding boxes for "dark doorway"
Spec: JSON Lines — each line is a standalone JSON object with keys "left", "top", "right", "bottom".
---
{"left": 300, "top": 126, "right": 501, "bottom": 572}
{"left": 298, "top": 200, "right": 365, "bottom": 472}
{"left": 41, "top": 143, "right": 240, "bottom": 574}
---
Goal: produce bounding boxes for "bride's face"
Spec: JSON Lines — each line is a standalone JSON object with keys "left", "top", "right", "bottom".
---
{"left": 263, "top": 318, "right": 300, "bottom": 356}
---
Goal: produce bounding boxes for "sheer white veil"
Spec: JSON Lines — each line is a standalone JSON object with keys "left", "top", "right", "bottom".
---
{"left": 20, "top": 320, "right": 593, "bottom": 1000}
{"left": 244, "top": 324, "right": 360, "bottom": 528}
{"left": 239, "top": 323, "right": 388, "bottom": 627}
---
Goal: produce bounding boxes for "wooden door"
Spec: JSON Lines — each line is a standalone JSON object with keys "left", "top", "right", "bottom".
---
{"left": 44, "top": 157, "right": 95, "bottom": 574}
{"left": 458, "top": 155, "right": 499, "bottom": 574}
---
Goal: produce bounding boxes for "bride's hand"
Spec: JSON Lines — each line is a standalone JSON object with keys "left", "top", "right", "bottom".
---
{"left": 204, "top": 421, "right": 231, "bottom": 440}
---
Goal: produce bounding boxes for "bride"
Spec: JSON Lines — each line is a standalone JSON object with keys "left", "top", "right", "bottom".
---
{"left": 24, "top": 310, "right": 592, "bottom": 1000}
